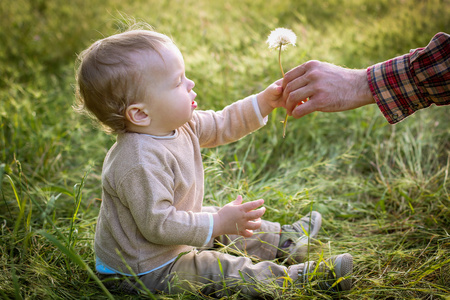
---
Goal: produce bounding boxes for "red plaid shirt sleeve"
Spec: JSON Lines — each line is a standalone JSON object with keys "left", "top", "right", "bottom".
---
{"left": 367, "top": 32, "right": 450, "bottom": 124}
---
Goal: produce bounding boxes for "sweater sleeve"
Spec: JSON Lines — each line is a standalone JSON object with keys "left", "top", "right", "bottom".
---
{"left": 367, "top": 32, "right": 450, "bottom": 124}
{"left": 116, "top": 163, "right": 211, "bottom": 247}
{"left": 193, "top": 95, "right": 266, "bottom": 148}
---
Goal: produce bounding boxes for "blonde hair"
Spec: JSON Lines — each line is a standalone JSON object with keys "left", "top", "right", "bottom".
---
{"left": 75, "top": 28, "right": 173, "bottom": 134}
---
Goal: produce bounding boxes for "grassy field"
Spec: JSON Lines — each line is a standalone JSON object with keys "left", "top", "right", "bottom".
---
{"left": 1, "top": 0, "right": 449, "bottom": 298}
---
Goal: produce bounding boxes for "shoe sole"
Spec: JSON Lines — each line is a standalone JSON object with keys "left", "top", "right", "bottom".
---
{"left": 332, "top": 253, "right": 353, "bottom": 291}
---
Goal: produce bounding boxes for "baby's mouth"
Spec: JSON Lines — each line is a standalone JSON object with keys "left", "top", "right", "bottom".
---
{"left": 191, "top": 91, "right": 197, "bottom": 109}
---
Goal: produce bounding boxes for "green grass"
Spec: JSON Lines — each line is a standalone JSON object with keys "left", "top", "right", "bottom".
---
{"left": 1, "top": 0, "right": 449, "bottom": 298}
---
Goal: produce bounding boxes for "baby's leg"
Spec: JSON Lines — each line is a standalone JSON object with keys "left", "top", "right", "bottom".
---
{"left": 101, "top": 250, "right": 353, "bottom": 296}
{"left": 166, "top": 249, "right": 300, "bottom": 297}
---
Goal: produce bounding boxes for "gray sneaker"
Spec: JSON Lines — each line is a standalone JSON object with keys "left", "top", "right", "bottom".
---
{"left": 297, "top": 253, "right": 353, "bottom": 292}
{"left": 277, "top": 211, "right": 322, "bottom": 264}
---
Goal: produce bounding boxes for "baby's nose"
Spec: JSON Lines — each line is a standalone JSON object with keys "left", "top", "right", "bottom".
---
{"left": 187, "top": 78, "right": 195, "bottom": 90}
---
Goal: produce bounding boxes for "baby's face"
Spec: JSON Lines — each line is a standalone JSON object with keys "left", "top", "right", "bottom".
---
{"left": 139, "top": 44, "right": 197, "bottom": 135}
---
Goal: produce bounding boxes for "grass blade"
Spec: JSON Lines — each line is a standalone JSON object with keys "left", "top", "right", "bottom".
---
{"left": 5, "top": 174, "right": 22, "bottom": 212}
{"left": 38, "top": 230, "right": 115, "bottom": 300}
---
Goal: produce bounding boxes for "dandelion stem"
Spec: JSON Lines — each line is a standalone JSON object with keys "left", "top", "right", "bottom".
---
{"left": 278, "top": 45, "right": 284, "bottom": 77}
{"left": 279, "top": 45, "right": 289, "bottom": 138}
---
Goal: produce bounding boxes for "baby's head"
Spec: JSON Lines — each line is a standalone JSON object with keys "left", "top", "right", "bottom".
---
{"left": 76, "top": 29, "right": 195, "bottom": 134}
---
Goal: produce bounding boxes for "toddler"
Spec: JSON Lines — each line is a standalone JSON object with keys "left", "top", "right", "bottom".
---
{"left": 75, "top": 26, "right": 353, "bottom": 297}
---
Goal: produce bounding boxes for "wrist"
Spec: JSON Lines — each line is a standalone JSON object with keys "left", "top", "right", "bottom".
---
{"left": 212, "top": 213, "right": 223, "bottom": 237}
{"left": 346, "top": 69, "right": 375, "bottom": 109}
{"left": 256, "top": 92, "right": 273, "bottom": 117}
{"left": 356, "top": 69, "right": 375, "bottom": 106}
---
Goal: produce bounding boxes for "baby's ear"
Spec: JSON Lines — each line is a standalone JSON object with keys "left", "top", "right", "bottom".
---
{"left": 125, "top": 103, "right": 151, "bottom": 127}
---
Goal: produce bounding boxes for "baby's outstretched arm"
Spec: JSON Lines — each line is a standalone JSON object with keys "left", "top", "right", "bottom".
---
{"left": 212, "top": 195, "right": 266, "bottom": 238}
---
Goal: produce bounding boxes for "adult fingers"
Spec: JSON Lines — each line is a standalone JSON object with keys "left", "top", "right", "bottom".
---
{"left": 283, "top": 63, "right": 308, "bottom": 90}
{"left": 291, "top": 99, "right": 318, "bottom": 119}
{"left": 284, "top": 60, "right": 324, "bottom": 114}
{"left": 284, "top": 77, "right": 311, "bottom": 114}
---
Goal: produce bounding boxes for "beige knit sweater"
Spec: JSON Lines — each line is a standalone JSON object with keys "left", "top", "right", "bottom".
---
{"left": 95, "top": 96, "right": 265, "bottom": 275}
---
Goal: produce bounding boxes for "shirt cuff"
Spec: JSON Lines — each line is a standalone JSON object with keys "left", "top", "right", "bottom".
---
{"left": 368, "top": 53, "right": 424, "bottom": 124}
{"left": 203, "top": 213, "right": 214, "bottom": 246}
{"left": 251, "top": 94, "right": 268, "bottom": 126}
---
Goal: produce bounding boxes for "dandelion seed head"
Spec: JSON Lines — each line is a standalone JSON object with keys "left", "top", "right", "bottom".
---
{"left": 266, "top": 28, "right": 297, "bottom": 50}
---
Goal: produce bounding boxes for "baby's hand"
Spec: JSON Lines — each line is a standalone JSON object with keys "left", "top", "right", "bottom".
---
{"left": 213, "top": 195, "right": 266, "bottom": 238}
{"left": 256, "top": 79, "right": 284, "bottom": 117}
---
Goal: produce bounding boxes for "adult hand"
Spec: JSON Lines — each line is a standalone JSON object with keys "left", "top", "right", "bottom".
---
{"left": 213, "top": 195, "right": 266, "bottom": 238}
{"left": 282, "top": 60, "right": 375, "bottom": 118}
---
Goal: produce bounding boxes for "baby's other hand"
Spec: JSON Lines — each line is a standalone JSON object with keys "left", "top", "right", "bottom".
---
{"left": 213, "top": 195, "right": 266, "bottom": 238}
